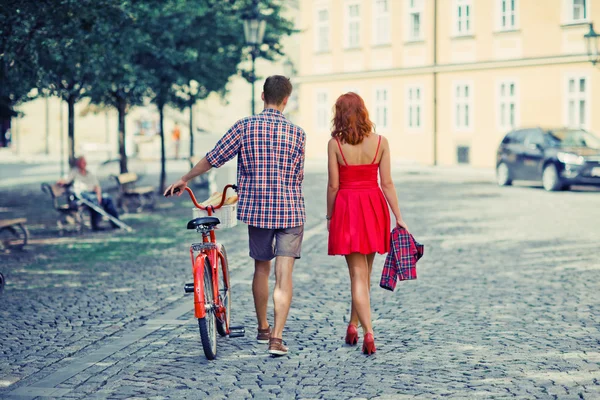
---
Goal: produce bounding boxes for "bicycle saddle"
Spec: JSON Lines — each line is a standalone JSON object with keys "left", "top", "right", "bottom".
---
{"left": 187, "top": 217, "right": 220, "bottom": 229}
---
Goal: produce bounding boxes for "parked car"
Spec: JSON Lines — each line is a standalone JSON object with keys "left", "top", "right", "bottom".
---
{"left": 496, "top": 128, "right": 600, "bottom": 191}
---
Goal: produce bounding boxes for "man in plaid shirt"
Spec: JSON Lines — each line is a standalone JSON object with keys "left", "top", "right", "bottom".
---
{"left": 165, "top": 76, "right": 306, "bottom": 356}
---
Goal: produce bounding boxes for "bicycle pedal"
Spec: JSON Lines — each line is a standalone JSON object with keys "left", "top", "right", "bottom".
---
{"left": 228, "top": 326, "right": 245, "bottom": 338}
{"left": 183, "top": 283, "right": 194, "bottom": 293}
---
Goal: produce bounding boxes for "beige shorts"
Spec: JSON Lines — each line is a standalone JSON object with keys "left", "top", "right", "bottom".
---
{"left": 248, "top": 225, "right": 304, "bottom": 261}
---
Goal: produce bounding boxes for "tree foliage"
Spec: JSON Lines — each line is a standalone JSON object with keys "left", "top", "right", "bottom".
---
{"left": 1, "top": 0, "right": 296, "bottom": 185}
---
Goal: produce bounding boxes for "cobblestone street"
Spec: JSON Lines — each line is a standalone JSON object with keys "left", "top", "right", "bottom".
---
{"left": 2, "top": 168, "right": 600, "bottom": 399}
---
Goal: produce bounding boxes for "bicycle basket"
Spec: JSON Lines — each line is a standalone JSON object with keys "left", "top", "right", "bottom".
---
{"left": 193, "top": 204, "right": 238, "bottom": 229}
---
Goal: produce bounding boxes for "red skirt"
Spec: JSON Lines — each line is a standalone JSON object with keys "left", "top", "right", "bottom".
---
{"left": 328, "top": 186, "right": 391, "bottom": 256}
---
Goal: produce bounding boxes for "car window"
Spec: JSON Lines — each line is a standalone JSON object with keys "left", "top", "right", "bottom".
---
{"left": 508, "top": 130, "right": 527, "bottom": 144}
{"left": 525, "top": 130, "right": 544, "bottom": 146}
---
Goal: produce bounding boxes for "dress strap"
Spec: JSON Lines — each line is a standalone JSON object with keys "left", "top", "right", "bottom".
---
{"left": 372, "top": 135, "right": 382, "bottom": 164}
{"left": 335, "top": 137, "right": 349, "bottom": 166}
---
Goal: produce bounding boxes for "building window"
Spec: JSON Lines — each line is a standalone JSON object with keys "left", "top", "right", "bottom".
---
{"left": 406, "top": 85, "right": 423, "bottom": 131}
{"left": 316, "top": 91, "right": 329, "bottom": 130}
{"left": 567, "top": 0, "right": 588, "bottom": 22}
{"left": 497, "top": 0, "right": 517, "bottom": 30}
{"left": 565, "top": 76, "right": 589, "bottom": 129}
{"left": 315, "top": 8, "right": 330, "bottom": 52}
{"left": 345, "top": 2, "right": 361, "bottom": 49}
{"left": 454, "top": 0, "right": 473, "bottom": 36}
{"left": 457, "top": 146, "right": 470, "bottom": 164}
{"left": 374, "top": 88, "right": 389, "bottom": 130}
{"left": 373, "top": 0, "right": 390, "bottom": 45}
{"left": 406, "top": 0, "right": 424, "bottom": 41}
{"left": 498, "top": 80, "right": 518, "bottom": 131}
{"left": 453, "top": 82, "right": 473, "bottom": 131}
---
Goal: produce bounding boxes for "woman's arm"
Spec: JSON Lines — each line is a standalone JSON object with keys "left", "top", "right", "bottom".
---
{"left": 379, "top": 137, "right": 408, "bottom": 230}
{"left": 326, "top": 139, "right": 340, "bottom": 228}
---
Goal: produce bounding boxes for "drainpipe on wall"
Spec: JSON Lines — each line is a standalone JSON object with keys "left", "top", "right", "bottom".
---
{"left": 432, "top": 0, "right": 438, "bottom": 166}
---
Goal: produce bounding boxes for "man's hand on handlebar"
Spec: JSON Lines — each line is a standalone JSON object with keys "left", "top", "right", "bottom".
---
{"left": 164, "top": 179, "right": 188, "bottom": 197}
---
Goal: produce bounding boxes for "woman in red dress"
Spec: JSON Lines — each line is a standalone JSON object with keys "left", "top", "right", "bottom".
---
{"left": 327, "top": 92, "right": 409, "bottom": 355}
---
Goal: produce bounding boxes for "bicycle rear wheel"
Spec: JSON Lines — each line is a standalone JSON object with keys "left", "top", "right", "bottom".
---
{"left": 198, "top": 260, "right": 217, "bottom": 360}
{"left": 216, "top": 246, "right": 231, "bottom": 337}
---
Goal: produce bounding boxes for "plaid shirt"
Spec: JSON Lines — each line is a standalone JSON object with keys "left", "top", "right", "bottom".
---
{"left": 205, "top": 108, "right": 306, "bottom": 229}
{"left": 380, "top": 227, "right": 424, "bottom": 292}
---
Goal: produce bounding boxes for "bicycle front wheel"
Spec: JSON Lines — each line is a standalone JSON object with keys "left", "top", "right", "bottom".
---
{"left": 216, "top": 246, "right": 231, "bottom": 337}
{"left": 198, "top": 259, "right": 217, "bottom": 360}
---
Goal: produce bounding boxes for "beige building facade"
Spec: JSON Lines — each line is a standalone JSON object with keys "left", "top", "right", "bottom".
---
{"left": 297, "top": 0, "right": 599, "bottom": 167}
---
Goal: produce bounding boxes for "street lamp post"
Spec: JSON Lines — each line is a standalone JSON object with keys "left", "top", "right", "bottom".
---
{"left": 584, "top": 23, "right": 600, "bottom": 66}
{"left": 188, "top": 79, "right": 199, "bottom": 158}
{"left": 243, "top": 4, "right": 266, "bottom": 115}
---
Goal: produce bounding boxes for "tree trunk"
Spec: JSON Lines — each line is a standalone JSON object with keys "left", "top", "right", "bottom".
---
{"left": 189, "top": 101, "right": 194, "bottom": 158}
{"left": 158, "top": 103, "right": 166, "bottom": 193}
{"left": 67, "top": 94, "right": 76, "bottom": 166}
{"left": 117, "top": 96, "right": 128, "bottom": 173}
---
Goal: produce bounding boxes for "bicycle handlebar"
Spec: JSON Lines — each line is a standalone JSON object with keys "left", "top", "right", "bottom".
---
{"left": 166, "top": 184, "right": 237, "bottom": 211}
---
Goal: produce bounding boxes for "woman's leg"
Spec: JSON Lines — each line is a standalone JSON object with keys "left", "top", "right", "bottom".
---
{"left": 345, "top": 253, "right": 373, "bottom": 335}
{"left": 349, "top": 253, "right": 376, "bottom": 327}
{"left": 366, "top": 253, "right": 375, "bottom": 287}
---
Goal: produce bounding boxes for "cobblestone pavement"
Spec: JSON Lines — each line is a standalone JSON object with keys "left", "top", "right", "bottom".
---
{"left": 2, "top": 169, "right": 600, "bottom": 399}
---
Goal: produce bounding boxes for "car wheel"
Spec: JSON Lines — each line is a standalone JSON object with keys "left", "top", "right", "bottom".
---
{"left": 542, "top": 164, "right": 563, "bottom": 191}
{"left": 496, "top": 162, "right": 512, "bottom": 186}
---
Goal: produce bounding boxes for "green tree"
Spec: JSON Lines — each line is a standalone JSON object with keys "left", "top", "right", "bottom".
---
{"left": 138, "top": 0, "right": 295, "bottom": 191}
{"left": 38, "top": 0, "right": 124, "bottom": 164}
{"left": 0, "top": 1, "right": 56, "bottom": 129}
{"left": 87, "top": 3, "right": 150, "bottom": 173}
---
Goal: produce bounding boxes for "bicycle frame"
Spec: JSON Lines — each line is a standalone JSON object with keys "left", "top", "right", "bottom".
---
{"left": 183, "top": 185, "right": 235, "bottom": 329}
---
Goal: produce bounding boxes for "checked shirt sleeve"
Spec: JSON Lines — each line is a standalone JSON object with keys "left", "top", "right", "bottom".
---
{"left": 206, "top": 121, "right": 243, "bottom": 168}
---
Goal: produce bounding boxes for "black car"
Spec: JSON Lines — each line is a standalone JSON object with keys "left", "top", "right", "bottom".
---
{"left": 496, "top": 128, "right": 600, "bottom": 191}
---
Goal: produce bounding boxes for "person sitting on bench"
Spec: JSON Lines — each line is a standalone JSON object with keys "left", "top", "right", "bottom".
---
{"left": 58, "top": 156, "right": 120, "bottom": 231}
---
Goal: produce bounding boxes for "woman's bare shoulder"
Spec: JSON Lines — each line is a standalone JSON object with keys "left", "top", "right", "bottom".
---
{"left": 376, "top": 134, "right": 389, "bottom": 147}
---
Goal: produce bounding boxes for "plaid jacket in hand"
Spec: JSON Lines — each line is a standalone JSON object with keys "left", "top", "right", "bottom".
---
{"left": 380, "top": 227, "right": 424, "bottom": 292}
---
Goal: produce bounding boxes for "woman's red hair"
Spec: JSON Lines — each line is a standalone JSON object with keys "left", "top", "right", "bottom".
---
{"left": 331, "top": 92, "right": 374, "bottom": 145}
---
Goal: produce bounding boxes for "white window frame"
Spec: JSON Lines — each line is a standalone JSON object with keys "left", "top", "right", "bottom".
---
{"left": 372, "top": 0, "right": 391, "bottom": 45}
{"left": 564, "top": 74, "right": 591, "bottom": 130}
{"left": 497, "top": 80, "right": 519, "bottom": 132}
{"left": 345, "top": 1, "right": 361, "bottom": 49}
{"left": 453, "top": 0, "right": 473, "bottom": 37}
{"left": 315, "top": 6, "right": 330, "bottom": 53}
{"left": 452, "top": 81, "right": 474, "bottom": 132}
{"left": 496, "top": 0, "right": 518, "bottom": 31}
{"left": 316, "top": 90, "right": 330, "bottom": 131}
{"left": 374, "top": 87, "right": 390, "bottom": 132}
{"left": 406, "top": 84, "right": 424, "bottom": 132}
{"left": 406, "top": 0, "right": 424, "bottom": 41}
{"left": 564, "top": 0, "right": 589, "bottom": 24}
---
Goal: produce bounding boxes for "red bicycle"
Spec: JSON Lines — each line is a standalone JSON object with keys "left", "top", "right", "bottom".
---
{"left": 166, "top": 184, "right": 244, "bottom": 360}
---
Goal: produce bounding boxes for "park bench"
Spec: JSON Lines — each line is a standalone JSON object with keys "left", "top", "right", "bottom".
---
{"left": 0, "top": 218, "right": 29, "bottom": 250}
{"left": 189, "top": 156, "right": 217, "bottom": 193}
{"left": 110, "top": 172, "right": 155, "bottom": 213}
{"left": 41, "top": 183, "right": 90, "bottom": 233}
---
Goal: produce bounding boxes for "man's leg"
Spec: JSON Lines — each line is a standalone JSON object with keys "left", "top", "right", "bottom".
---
{"left": 271, "top": 255, "right": 295, "bottom": 340}
{"left": 82, "top": 192, "right": 102, "bottom": 230}
{"left": 253, "top": 259, "right": 271, "bottom": 330}
{"left": 248, "top": 225, "right": 276, "bottom": 341}
{"left": 270, "top": 225, "right": 303, "bottom": 341}
{"left": 101, "top": 195, "right": 120, "bottom": 228}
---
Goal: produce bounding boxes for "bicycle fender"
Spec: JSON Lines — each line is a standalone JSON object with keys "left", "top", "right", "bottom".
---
{"left": 193, "top": 254, "right": 208, "bottom": 319}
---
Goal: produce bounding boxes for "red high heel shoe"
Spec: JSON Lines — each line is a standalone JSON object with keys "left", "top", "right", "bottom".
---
{"left": 345, "top": 324, "right": 358, "bottom": 345}
{"left": 362, "top": 333, "right": 376, "bottom": 355}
